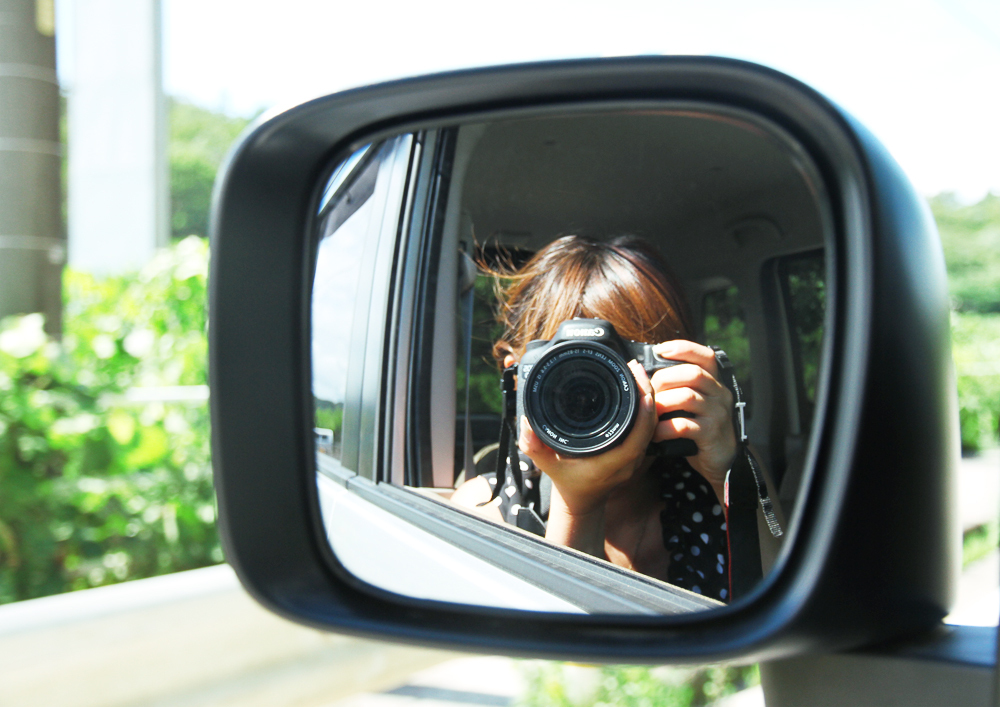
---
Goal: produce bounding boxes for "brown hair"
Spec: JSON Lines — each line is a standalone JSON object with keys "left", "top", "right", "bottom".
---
{"left": 490, "top": 235, "right": 694, "bottom": 364}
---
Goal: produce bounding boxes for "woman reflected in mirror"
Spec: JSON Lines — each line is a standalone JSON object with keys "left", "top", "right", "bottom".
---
{"left": 451, "top": 235, "right": 783, "bottom": 602}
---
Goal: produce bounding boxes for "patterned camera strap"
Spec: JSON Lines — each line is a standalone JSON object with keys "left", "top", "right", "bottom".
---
{"left": 711, "top": 347, "right": 783, "bottom": 602}
{"left": 476, "top": 364, "right": 548, "bottom": 535}
{"left": 481, "top": 365, "right": 524, "bottom": 505}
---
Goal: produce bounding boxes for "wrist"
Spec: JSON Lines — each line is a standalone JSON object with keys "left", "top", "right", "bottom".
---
{"left": 545, "top": 490, "right": 607, "bottom": 558}
{"left": 550, "top": 484, "right": 612, "bottom": 517}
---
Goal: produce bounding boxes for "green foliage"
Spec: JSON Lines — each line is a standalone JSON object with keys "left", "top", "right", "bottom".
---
{"left": 931, "top": 194, "right": 1000, "bottom": 314}
{"left": 63, "top": 237, "right": 209, "bottom": 388}
{"left": 169, "top": 99, "right": 251, "bottom": 239}
{"left": 951, "top": 311, "right": 1000, "bottom": 452}
{"left": 458, "top": 274, "right": 508, "bottom": 417}
{"left": 934, "top": 193, "right": 1000, "bottom": 451}
{"left": 0, "top": 238, "right": 217, "bottom": 604}
{"left": 963, "top": 521, "right": 1000, "bottom": 568}
{"left": 170, "top": 154, "right": 217, "bottom": 240}
{"left": 784, "top": 255, "right": 826, "bottom": 406}
{"left": 517, "top": 662, "right": 759, "bottom": 707}
{"left": 314, "top": 402, "right": 344, "bottom": 433}
{"left": 703, "top": 285, "right": 753, "bottom": 407}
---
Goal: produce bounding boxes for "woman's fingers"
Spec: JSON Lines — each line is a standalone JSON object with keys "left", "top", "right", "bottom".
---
{"left": 654, "top": 387, "right": 708, "bottom": 417}
{"left": 653, "top": 339, "right": 720, "bottom": 376}
{"left": 518, "top": 417, "right": 559, "bottom": 468}
{"left": 649, "top": 360, "right": 730, "bottom": 399}
{"left": 622, "top": 360, "right": 657, "bottom": 454}
{"left": 629, "top": 358, "right": 655, "bottom": 397}
{"left": 649, "top": 340, "right": 736, "bottom": 496}
{"left": 648, "top": 348, "right": 734, "bottom": 434}
{"left": 655, "top": 407, "right": 733, "bottom": 493}
{"left": 650, "top": 369, "right": 732, "bottom": 446}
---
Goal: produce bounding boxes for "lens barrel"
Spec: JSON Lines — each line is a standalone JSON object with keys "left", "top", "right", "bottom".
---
{"left": 522, "top": 341, "right": 638, "bottom": 456}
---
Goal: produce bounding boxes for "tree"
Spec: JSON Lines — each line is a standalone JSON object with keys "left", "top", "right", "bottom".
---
{"left": 169, "top": 100, "right": 252, "bottom": 240}
{"left": 931, "top": 193, "right": 1000, "bottom": 451}
{"left": 930, "top": 193, "right": 1000, "bottom": 314}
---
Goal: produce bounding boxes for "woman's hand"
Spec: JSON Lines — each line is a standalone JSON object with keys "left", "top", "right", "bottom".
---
{"left": 519, "top": 361, "right": 658, "bottom": 557}
{"left": 519, "top": 360, "right": 658, "bottom": 514}
{"left": 649, "top": 340, "right": 737, "bottom": 502}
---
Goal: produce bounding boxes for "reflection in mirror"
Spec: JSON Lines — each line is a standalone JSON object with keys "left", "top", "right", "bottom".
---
{"left": 312, "top": 108, "right": 830, "bottom": 615}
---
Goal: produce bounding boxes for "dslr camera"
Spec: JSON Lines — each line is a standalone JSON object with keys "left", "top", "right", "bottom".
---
{"left": 516, "top": 318, "right": 687, "bottom": 457}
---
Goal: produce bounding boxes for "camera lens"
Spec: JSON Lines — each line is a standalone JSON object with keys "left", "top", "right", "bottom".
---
{"left": 544, "top": 362, "right": 618, "bottom": 436}
{"left": 554, "top": 372, "right": 607, "bottom": 425}
{"left": 522, "top": 342, "right": 638, "bottom": 456}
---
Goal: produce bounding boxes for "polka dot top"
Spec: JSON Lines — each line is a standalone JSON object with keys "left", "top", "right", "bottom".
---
{"left": 658, "top": 456, "right": 729, "bottom": 602}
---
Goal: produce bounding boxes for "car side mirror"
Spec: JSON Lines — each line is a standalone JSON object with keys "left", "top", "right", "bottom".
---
{"left": 210, "top": 57, "right": 958, "bottom": 662}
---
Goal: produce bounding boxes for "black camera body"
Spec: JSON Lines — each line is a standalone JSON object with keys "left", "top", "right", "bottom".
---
{"left": 517, "top": 318, "right": 684, "bottom": 457}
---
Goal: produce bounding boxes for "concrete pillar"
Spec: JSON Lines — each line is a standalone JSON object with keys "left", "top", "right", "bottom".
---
{"left": 67, "top": 0, "right": 166, "bottom": 275}
{"left": 0, "top": 0, "right": 64, "bottom": 333}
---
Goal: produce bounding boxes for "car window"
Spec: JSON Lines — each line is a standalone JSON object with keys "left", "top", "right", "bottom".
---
{"left": 454, "top": 269, "right": 505, "bottom": 480}
{"left": 703, "top": 285, "right": 753, "bottom": 414}
{"left": 454, "top": 249, "right": 536, "bottom": 482}
{"left": 781, "top": 251, "right": 826, "bottom": 426}
{"left": 312, "top": 137, "right": 413, "bottom": 476}
{"left": 312, "top": 144, "right": 384, "bottom": 467}
{"left": 318, "top": 143, "right": 372, "bottom": 214}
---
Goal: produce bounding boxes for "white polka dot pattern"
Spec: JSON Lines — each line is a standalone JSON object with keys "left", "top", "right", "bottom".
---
{"left": 660, "top": 458, "right": 729, "bottom": 602}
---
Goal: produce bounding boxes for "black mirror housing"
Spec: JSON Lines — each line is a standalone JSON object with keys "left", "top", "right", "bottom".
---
{"left": 209, "top": 56, "right": 957, "bottom": 662}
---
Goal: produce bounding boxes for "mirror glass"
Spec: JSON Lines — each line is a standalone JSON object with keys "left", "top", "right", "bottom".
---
{"left": 311, "top": 107, "right": 830, "bottom": 615}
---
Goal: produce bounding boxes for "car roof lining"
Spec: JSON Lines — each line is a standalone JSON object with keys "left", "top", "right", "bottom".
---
{"left": 457, "top": 109, "right": 827, "bottom": 297}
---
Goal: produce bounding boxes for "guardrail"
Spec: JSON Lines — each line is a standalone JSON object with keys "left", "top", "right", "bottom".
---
{"left": 0, "top": 565, "right": 457, "bottom": 707}
{"left": 102, "top": 384, "right": 211, "bottom": 406}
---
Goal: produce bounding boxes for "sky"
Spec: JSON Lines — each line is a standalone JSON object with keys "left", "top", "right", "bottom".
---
{"left": 57, "top": 0, "right": 999, "bottom": 201}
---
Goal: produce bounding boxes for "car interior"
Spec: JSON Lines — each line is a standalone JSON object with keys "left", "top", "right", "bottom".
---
{"left": 312, "top": 105, "right": 832, "bottom": 608}
{"left": 407, "top": 110, "right": 829, "bottom": 520}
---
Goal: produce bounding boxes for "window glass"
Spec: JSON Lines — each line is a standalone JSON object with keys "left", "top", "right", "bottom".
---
{"left": 312, "top": 145, "right": 384, "bottom": 464}
{"left": 453, "top": 268, "right": 505, "bottom": 481}
{"left": 458, "top": 272, "right": 505, "bottom": 415}
{"left": 454, "top": 249, "right": 534, "bottom": 481}
{"left": 318, "top": 143, "right": 372, "bottom": 214}
{"left": 703, "top": 285, "right": 753, "bottom": 410}
{"left": 783, "top": 252, "right": 826, "bottom": 408}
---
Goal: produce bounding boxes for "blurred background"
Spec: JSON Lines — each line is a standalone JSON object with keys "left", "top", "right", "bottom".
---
{"left": 1, "top": 1, "right": 998, "bottom": 706}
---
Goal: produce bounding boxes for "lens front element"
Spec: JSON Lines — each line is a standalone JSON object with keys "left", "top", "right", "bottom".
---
{"left": 545, "top": 360, "right": 619, "bottom": 436}
{"left": 523, "top": 342, "right": 638, "bottom": 456}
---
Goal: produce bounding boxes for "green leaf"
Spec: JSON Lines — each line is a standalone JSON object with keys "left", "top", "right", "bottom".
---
{"left": 125, "top": 426, "right": 170, "bottom": 469}
{"left": 107, "top": 411, "right": 136, "bottom": 445}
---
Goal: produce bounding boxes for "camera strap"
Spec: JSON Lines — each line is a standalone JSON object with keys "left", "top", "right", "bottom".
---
{"left": 481, "top": 364, "right": 524, "bottom": 506}
{"left": 712, "top": 347, "right": 782, "bottom": 600}
{"left": 478, "top": 363, "right": 547, "bottom": 535}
